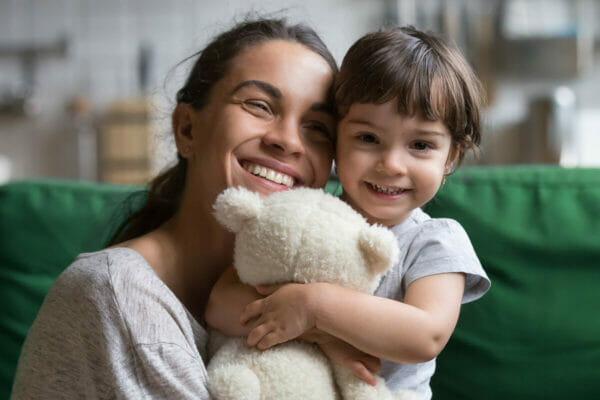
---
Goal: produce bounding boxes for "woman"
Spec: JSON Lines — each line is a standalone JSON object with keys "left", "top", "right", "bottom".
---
{"left": 11, "top": 18, "right": 338, "bottom": 399}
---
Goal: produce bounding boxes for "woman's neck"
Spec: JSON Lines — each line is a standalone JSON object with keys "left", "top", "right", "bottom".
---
{"left": 127, "top": 203, "right": 235, "bottom": 321}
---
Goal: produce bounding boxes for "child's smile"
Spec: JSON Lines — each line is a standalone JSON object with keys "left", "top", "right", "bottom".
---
{"left": 366, "top": 182, "right": 410, "bottom": 197}
{"left": 336, "top": 100, "right": 457, "bottom": 227}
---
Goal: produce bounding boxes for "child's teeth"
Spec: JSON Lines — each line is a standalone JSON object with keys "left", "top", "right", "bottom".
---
{"left": 373, "top": 183, "right": 403, "bottom": 194}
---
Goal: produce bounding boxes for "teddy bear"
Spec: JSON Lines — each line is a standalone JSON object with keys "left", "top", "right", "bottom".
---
{"left": 207, "top": 186, "right": 421, "bottom": 400}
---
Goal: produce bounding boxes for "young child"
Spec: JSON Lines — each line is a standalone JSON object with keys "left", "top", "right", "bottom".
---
{"left": 207, "top": 26, "right": 490, "bottom": 399}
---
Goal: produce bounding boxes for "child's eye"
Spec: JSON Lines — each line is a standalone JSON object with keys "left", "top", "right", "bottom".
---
{"left": 357, "top": 133, "right": 378, "bottom": 144}
{"left": 411, "top": 141, "right": 432, "bottom": 151}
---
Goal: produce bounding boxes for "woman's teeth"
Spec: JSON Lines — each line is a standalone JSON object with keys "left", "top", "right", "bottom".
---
{"left": 371, "top": 183, "right": 405, "bottom": 195}
{"left": 243, "top": 162, "right": 295, "bottom": 187}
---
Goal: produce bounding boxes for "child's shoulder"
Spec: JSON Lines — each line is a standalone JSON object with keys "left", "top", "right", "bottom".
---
{"left": 391, "top": 208, "right": 469, "bottom": 244}
{"left": 393, "top": 208, "right": 463, "bottom": 230}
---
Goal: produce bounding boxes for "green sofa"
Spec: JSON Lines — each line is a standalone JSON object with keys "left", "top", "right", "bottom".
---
{"left": 1, "top": 166, "right": 599, "bottom": 399}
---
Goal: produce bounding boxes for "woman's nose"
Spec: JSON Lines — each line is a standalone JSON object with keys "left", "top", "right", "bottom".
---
{"left": 262, "top": 118, "right": 305, "bottom": 156}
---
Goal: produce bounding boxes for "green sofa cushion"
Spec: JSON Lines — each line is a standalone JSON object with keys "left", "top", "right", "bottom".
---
{"left": 0, "top": 179, "right": 145, "bottom": 399}
{"left": 426, "top": 166, "right": 600, "bottom": 399}
{"left": 1, "top": 167, "right": 599, "bottom": 399}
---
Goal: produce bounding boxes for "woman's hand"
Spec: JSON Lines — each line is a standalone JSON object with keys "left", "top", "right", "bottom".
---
{"left": 315, "top": 334, "right": 381, "bottom": 386}
{"left": 240, "top": 283, "right": 317, "bottom": 350}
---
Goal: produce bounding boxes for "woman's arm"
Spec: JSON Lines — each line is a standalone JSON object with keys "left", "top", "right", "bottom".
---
{"left": 205, "top": 266, "right": 261, "bottom": 336}
{"left": 242, "top": 272, "right": 466, "bottom": 364}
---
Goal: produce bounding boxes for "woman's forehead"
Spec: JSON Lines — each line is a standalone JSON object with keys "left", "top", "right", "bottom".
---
{"left": 223, "top": 40, "right": 333, "bottom": 96}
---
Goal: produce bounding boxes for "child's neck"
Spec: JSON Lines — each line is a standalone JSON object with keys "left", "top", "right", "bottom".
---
{"left": 339, "top": 192, "right": 415, "bottom": 227}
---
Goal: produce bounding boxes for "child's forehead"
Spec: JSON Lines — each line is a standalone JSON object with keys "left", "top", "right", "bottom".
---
{"left": 341, "top": 100, "right": 450, "bottom": 136}
{"left": 344, "top": 100, "right": 434, "bottom": 122}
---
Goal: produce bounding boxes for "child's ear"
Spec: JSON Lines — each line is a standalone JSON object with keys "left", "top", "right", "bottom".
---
{"left": 213, "top": 187, "right": 263, "bottom": 233}
{"left": 172, "top": 103, "right": 195, "bottom": 158}
{"left": 358, "top": 225, "right": 400, "bottom": 275}
{"left": 445, "top": 143, "right": 461, "bottom": 175}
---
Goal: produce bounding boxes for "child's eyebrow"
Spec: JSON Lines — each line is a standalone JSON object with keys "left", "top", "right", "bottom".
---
{"left": 231, "top": 80, "right": 282, "bottom": 99}
{"left": 414, "top": 129, "right": 448, "bottom": 137}
{"left": 345, "top": 119, "right": 379, "bottom": 129}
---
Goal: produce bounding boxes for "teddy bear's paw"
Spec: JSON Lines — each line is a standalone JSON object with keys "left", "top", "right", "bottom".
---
{"left": 394, "top": 390, "right": 423, "bottom": 400}
{"left": 207, "top": 364, "right": 261, "bottom": 400}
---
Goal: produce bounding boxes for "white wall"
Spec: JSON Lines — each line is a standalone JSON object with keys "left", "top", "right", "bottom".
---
{"left": 0, "top": 0, "right": 382, "bottom": 112}
{"left": 0, "top": 0, "right": 384, "bottom": 180}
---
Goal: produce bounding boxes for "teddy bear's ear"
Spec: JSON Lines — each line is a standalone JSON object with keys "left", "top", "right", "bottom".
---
{"left": 213, "top": 187, "right": 263, "bottom": 233}
{"left": 358, "top": 224, "right": 400, "bottom": 275}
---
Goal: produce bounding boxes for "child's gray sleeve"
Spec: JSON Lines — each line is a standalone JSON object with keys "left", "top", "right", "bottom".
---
{"left": 403, "top": 218, "right": 491, "bottom": 303}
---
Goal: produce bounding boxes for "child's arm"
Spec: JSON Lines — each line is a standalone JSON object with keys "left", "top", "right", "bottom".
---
{"left": 205, "top": 267, "right": 381, "bottom": 385}
{"left": 241, "top": 272, "right": 466, "bottom": 364}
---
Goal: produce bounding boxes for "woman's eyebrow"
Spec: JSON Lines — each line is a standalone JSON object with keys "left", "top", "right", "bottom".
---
{"left": 311, "top": 102, "right": 335, "bottom": 117}
{"left": 231, "top": 80, "right": 281, "bottom": 99}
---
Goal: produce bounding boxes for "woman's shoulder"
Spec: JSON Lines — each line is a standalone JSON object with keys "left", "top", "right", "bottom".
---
{"left": 55, "top": 248, "right": 152, "bottom": 294}
{"left": 46, "top": 247, "right": 207, "bottom": 352}
{"left": 58, "top": 247, "right": 176, "bottom": 314}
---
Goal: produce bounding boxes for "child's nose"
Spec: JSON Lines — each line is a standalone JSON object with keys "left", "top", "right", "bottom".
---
{"left": 377, "top": 150, "right": 407, "bottom": 175}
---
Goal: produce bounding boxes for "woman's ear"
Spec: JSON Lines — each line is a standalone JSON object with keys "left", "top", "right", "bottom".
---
{"left": 172, "top": 103, "right": 195, "bottom": 159}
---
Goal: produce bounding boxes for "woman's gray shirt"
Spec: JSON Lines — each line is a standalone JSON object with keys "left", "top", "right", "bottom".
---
{"left": 11, "top": 248, "right": 210, "bottom": 399}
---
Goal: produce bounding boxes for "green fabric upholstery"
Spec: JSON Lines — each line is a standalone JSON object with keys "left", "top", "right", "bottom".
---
{"left": 0, "top": 179, "right": 145, "bottom": 399}
{"left": 426, "top": 166, "right": 600, "bottom": 399}
{"left": 1, "top": 166, "right": 599, "bottom": 398}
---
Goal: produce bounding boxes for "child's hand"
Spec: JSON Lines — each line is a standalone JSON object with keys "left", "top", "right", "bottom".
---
{"left": 316, "top": 335, "right": 381, "bottom": 386}
{"left": 240, "top": 283, "right": 316, "bottom": 350}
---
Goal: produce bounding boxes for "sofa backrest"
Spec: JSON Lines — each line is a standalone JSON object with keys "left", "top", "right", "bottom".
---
{"left": 426, "top": 166, "right": 600, "bottom": 399}
{"left": 1, "top": 167, "right": 599, "bottom": 399}
{"left": 0, "top": 179, "right": 145, "bottom": 399}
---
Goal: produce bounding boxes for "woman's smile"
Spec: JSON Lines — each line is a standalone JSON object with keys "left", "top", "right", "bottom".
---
{"left": 241, "top": 160, "right": 299, "bottom": 188}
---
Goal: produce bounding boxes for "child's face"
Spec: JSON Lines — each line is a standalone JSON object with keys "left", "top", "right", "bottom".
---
{"left": 336, "top": 100, "right": 456, "bottom": 227}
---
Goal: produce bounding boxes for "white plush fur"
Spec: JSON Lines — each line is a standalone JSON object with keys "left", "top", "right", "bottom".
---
{"left": 208, "top": 187, "right": 421, "bottom": 400}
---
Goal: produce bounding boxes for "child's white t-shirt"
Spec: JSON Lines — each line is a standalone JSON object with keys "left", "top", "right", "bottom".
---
{"left": 374, "top": 207, "right": 491, "bottom": 400}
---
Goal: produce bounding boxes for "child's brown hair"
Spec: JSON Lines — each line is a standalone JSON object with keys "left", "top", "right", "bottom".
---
{"left": 335, "top": 26, "right": 484, "bottom": 166}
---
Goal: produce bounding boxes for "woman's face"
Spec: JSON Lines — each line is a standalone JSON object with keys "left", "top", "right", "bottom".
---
{"left": 178, "top": 39, "right": 336, "bottom": 201}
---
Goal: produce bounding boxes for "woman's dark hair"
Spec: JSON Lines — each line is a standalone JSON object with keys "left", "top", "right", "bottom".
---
{"left": 109, "top": 17, "right": 337, "bottom": 245}
{"left": 335, "top": 26, "right": 484, "bottom": 166}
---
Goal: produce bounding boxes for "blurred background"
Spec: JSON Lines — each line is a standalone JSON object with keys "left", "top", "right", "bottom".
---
{"left": 1, "top": 0, "right": 599, "bottom": 185}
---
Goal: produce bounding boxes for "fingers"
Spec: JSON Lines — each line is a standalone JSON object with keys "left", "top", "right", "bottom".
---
{"left": 255, "top": 284, "right": 281, "bottom": 296}
{"left": 246, "top": 324, "right": 285, "bottom": 350}
{"left": 361, "top": 355, "right": 382, "bottom": 374}
{"left": 347, "top": 360, "right": 377, "bottom": 386}
{"left": 246, "top": 323, "right": 270, "bottom": 347}
{"left": 255, "top": 331, "right": 285, "bottom": 350}
{"left": 239, "top": 299, "right": 264, "bottom": 326}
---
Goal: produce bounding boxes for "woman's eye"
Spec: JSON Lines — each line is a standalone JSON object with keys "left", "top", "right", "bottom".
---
{"left": 243, "top": 100, "right": 272, "bottom": 115}
{"left": 358, "top": 133, "right": 378, "bottom": 144}
{"left": 307, "top": 122, "right": 331, "bottom": 136}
